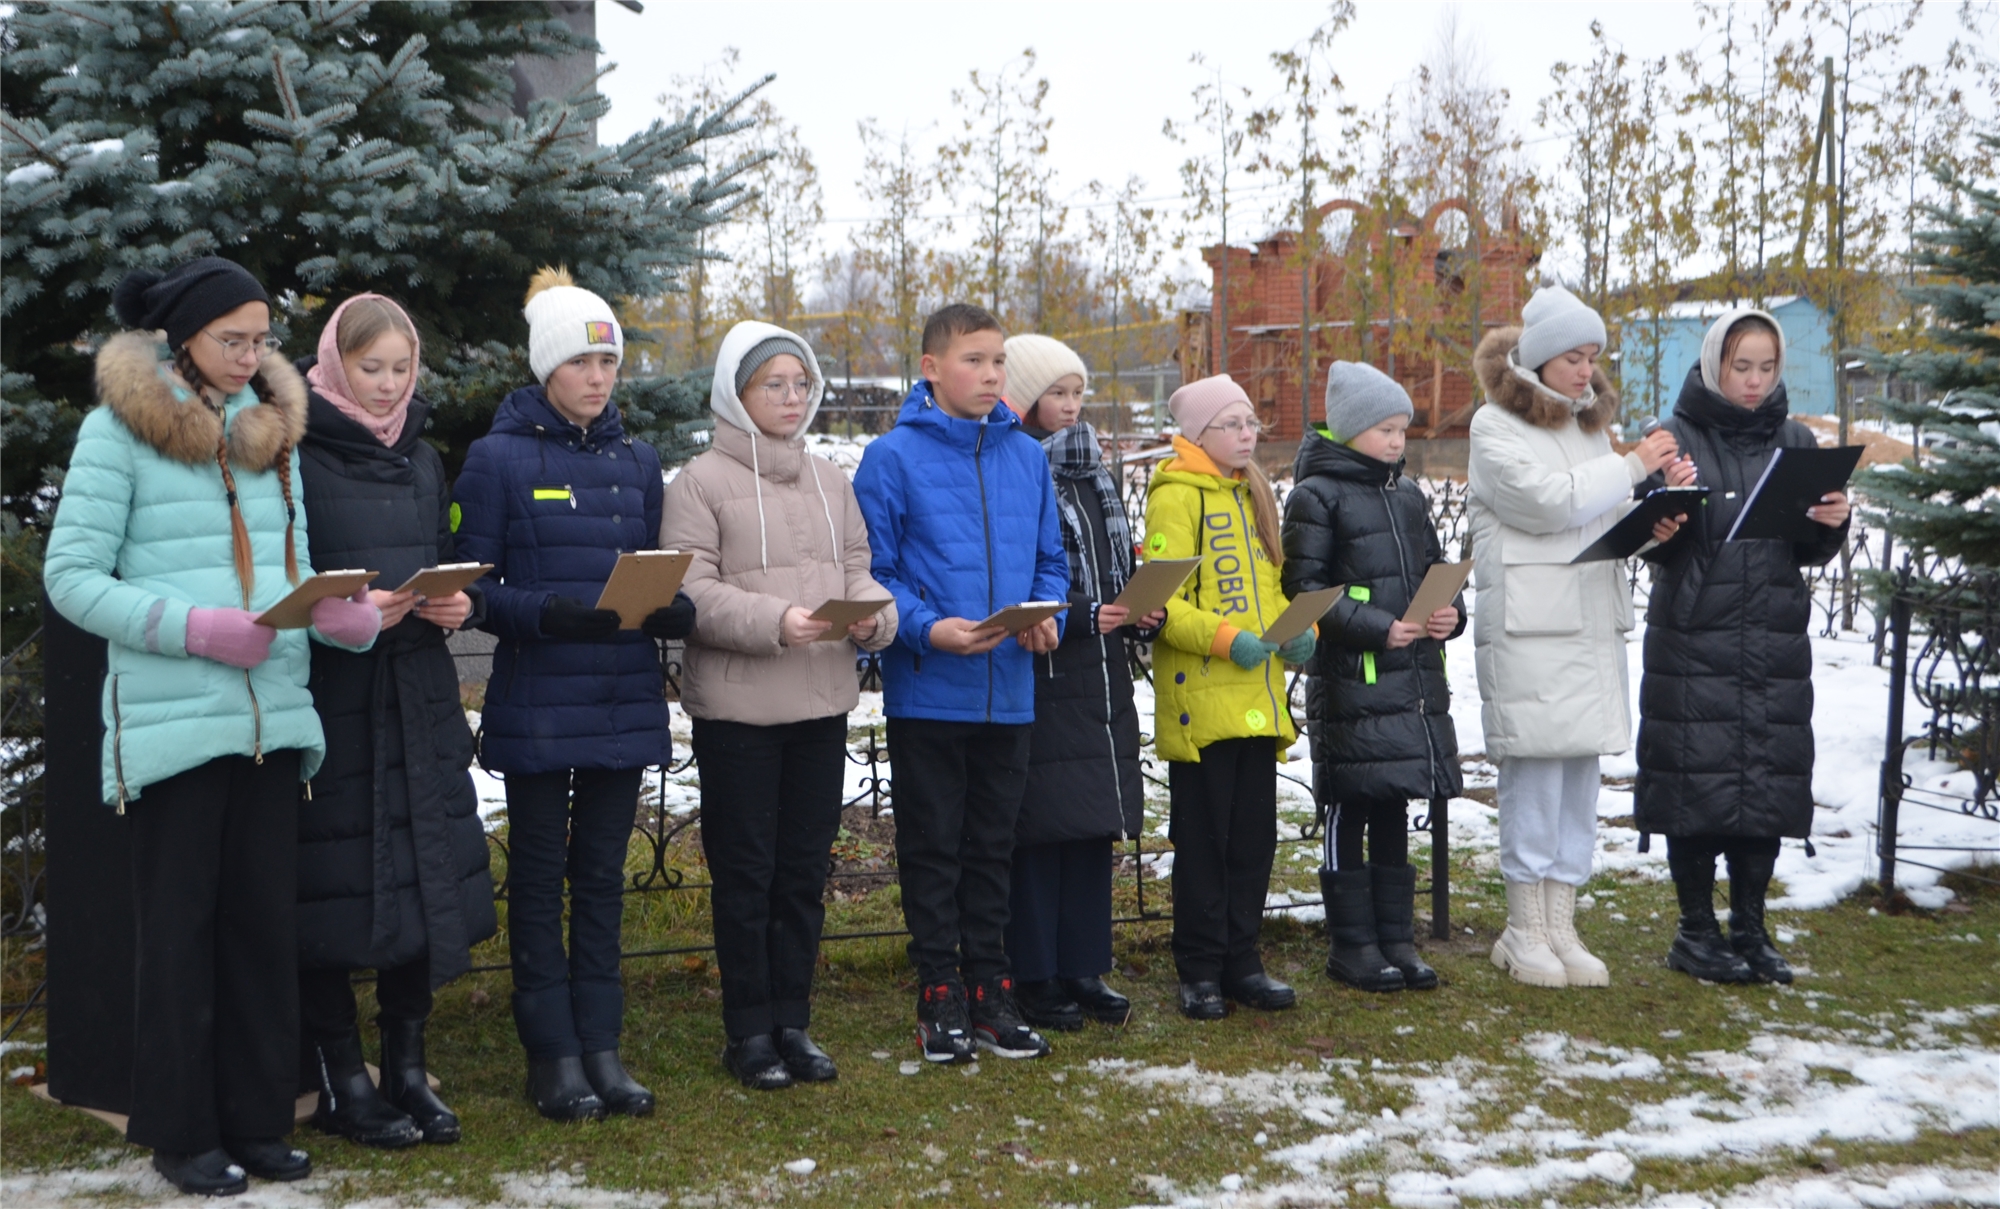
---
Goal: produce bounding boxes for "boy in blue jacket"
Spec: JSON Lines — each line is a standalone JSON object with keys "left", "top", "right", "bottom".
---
{"left": 854, "top": 304, "right": 1069, "bottom": 1063}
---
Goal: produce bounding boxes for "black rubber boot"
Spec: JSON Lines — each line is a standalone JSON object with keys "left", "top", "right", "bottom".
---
{"left": 1666, "top": 846, "right": 1754, "bottom": 984}
{"left": 580, "top": 1050, "right": 655, "bottom": 1117}
{"left": 775, "top": 1028, "right": 839, "bottom": 1083}
{"left": 1726, "top": 848, "right": 1795, "bottom": 984}
{"left": 525, "top": 1055, "right": 608, "bottom": 1121}
{"left": 1013, "top": 978, "right": 1085, "bottom": 1032}
{"left": 307, "top": 1031, "right": 422, "bottom": 1148}
{"left": 378, "top": 1018, "right": 460, "bottom": 1144}
{"left": 1369, "top": 863, "right": 1439, "bottom": 990}
{"left": 723, "top": 1034, "right": 795, "bottom": 1090}
{"left": 1061, "top": 976, "right": 1133, "bottom": 1025}
{"left": 1320, "top": 868, "right": 1405, "bottom": 992}
{"left": 221, "top": 1137, "right": 310, "bottom": 1182}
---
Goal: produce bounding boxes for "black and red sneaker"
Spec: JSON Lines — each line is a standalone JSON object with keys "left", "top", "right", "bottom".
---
{"left": 915, "top": 982, "right": 975, "bottom": 1064}
{"left": 968, "top": 977, "right": 1050, "bottom": 1059}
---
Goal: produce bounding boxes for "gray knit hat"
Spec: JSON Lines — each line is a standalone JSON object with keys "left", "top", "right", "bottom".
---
{"left": 1323, "top": 361, "right": 1413, "bottom": 443}
{"left": 1516, "top": 285, "right": 1607, "bottom": 370}
{"left": 734, "top": 335, "right": 812, "bottom": 397}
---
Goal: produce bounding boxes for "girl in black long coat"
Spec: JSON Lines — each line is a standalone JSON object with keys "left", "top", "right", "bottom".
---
{"left": 1282, "top": 362, "right": 1465, "bottom": 993}
{"left": 1000, "top": 336, "right": 1162, "bottom": 1032}
{"left": 1635, "top": 310, "right": 1850, "bottom": 986}
{"left": 295, "top": 295, "right": 497, "bottom": 1146}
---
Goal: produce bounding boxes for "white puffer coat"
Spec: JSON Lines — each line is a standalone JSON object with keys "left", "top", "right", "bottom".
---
{"left": 1466, "top": 327, "right": 1646, "bottom": 761}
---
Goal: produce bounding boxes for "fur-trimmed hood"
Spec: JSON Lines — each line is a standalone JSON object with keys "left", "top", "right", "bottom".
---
{"left": 94, "top": 330, "right": 307, "bottom": 469}
{"left": 1473, "top": 325, "right": 1619, "bottom": 434}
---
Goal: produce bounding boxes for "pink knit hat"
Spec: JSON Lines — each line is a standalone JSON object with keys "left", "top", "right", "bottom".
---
{"left": 1168, "top": 373, "right": 1252, "bottom": 437}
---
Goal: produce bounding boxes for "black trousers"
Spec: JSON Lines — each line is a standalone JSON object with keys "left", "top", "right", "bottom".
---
{"left": 298, "top": 957, "right": 434, "bottom": 1043}
{"left": 693, "top": 715, "right": 847, "bottom": 1040}
{"left": 886, "top": 718, "right": 1031, "bottom": 987}
{"left": 1327, "top": 795, "right": 1409, "bottom": 871}
{"left": 504, "top": 767, "right": 643, "bottom": 1059}
{"left": 1005, "top": 837, "right": 1114, "bottom": 983}
{"left": 126, "top": 750, "right": 301, "bottom": 1153}
{"left": 1666, "top": 833, "right": 1783, "bottom": 864}
{"left": 1168, "top": 737, "right": 1278, "bottom": 984}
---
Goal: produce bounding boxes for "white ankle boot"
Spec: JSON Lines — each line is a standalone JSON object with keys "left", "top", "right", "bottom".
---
{"left": 1491, "top": 880, "right": 1568, "bottom": 987}
{"left": 1541, "top": 879, "right": 1610, "bottom": 987}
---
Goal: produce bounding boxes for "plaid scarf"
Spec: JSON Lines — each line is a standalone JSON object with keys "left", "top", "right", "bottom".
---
{"left": 1040, "top": 421, "right": 1133, "bottom": 598}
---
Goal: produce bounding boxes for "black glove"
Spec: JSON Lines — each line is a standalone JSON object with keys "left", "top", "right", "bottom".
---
{"left": 541, "top": 596, "right": 621, "bottom": 641}
{"left": 640, "top": 594, "right": 696, "bottom": 641}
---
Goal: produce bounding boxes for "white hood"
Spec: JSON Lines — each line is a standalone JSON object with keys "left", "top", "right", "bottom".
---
{"left": 710, "top": 320, "right": 825, "bottom": 437}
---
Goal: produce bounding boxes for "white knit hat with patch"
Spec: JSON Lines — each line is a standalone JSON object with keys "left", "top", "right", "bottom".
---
{"left": 524, "top": 267, "right": 623, "bottom": 383}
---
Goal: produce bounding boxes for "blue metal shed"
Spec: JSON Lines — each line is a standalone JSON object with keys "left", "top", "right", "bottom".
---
{"left": 1618, "top": 295, "right": 1837, "bottom": 420}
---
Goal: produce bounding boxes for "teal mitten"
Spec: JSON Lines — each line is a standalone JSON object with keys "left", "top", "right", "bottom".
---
{"left": 1277, "top": 630, "right": 1318, "bottom": 665}
{"left": 1228, "top": 630, "right": 1277, "bottom": 670}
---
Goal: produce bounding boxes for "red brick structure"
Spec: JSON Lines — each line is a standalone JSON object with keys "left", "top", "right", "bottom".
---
{"left": 1178, "top": 197, "right": 1539, "bottom": 462}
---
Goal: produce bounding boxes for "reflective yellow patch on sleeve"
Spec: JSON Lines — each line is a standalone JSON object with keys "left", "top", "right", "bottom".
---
{"left": 532, "top": 488, "right": 571, "bottom": 501}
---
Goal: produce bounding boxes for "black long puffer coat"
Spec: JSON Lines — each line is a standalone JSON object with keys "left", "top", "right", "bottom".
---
{"left": 1017, "top": 425, "right": 1146, "bottom": 846}
{"left": 295, "top": 371, "right": 497, "bottom": 984}
{"left": 1633, "top": 368, "right": 1848, "bottom": 839}
{"left": 1282, "top": 432, "right": 1466, "bottom": 807}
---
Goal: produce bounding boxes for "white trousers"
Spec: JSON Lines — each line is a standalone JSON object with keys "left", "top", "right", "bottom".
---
{"left": 1496, "top": 755, "right": 1600, "bottom": 886}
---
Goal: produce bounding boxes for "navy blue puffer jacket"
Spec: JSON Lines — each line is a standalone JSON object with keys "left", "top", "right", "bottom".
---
{"left": 452, "top": 386, "right": 671, "bottom": 774}
{"left": 853, "top": 381, "right": 1068, "bottom": 724}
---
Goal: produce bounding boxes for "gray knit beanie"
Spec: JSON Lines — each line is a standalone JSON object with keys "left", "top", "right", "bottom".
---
{"left": 734, "top": 335, "right": 812, "bottom": 397}
{"left": 1323, "top": 361, "right": 1413, "bottom": 443}
{"left": 1516, "top": 285, "right": 1607, "bottom": 370}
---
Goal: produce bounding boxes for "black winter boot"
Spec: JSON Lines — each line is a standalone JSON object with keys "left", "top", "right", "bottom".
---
{"left": 1319, "top": 868, "right": 1405, "bottom": 992}
{"left": 580, "top": 1049, "right": 655, "bottom": 1117}
{"left": 1013, "top": 978, "right": 1084, "bottom": 1032}
{"left": 526, "top": 1055, "right": 608, "bottom": 1121}
{"left": 378, "top": 1018, "right": 460, "bottom": 1144}
{"left": 151, "top": 1149, "right": 248, "bottom": 1197}
{"left": 307, "top": 1031, "right": 422, "bottom": 1148}
{"left": 1369, "top": 863, "right": 1438, "bottom": 990}
{"left": 1726, "top": 848, "right": 1795, "bottom": 984}
{"left": 1666, "top": 847, "right": 1754, "bottom": 984}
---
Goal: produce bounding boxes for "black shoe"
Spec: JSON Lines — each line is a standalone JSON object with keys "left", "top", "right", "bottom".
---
{"left": 1222, "top": 971, "right": 1297, "bottom": 1011}
{"left": 307, "top": 1031, "right": 423, "bottom": 1148}
{"left": 581, "top": 1049, "right": 655, "bottom": 1116}
{"left": 220, "top": 1137, "right": 310, "bottom": 1182}
{"left": 1014, "top": 979, "right": 1085, "bottom": 1032}
{"left": 724, "top": 1033, "right": 795, "bottom": 1090}
{"left": 915, "top": 981, "right": 976, "bottom": 1065}
{"left": 1369, "top": 863, "right": 1439, "bottom": 990}
{"left": 1320, "top": 868, "right": 1407, "bottom": 992}
{"left": 1730, "top": 929, "right": 1795, "bottom": 984}
{"left": 525, "top": 1055, "right": 608, "bottom": 1121}
{"left": 968, "top": 977, "right": 1051, "bottom": 1059}
{"left": 151, "top": 1149, "right": 247, "bottom": 1197}
{"left": 774, "top": 1028, "right": 838, "bottom": 1083}
{"left": 1061, "top": 976, "right": 1133, "bottom": 1025}
{"left": 378, "top": 1018, "right": 460, "bottom": 1144}
{"left": 1666, "top": 845, "right": 1755, "bottom": 984}
{"left": 1178, "top": 981, "right": 1226, "bottom": 1021}
{"left": 1725, "top": 848, "right": 1794, "bottom": 984}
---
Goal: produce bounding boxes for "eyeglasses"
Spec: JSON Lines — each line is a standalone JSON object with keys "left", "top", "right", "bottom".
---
{"left": 1206, "top": 418, "right": 1265, "bottom": 436}
{"left": 754, "top": 380, "right": 813, "bottom": 402}
{"left": 200, "top": 329, "right": 282, "bottom": 359}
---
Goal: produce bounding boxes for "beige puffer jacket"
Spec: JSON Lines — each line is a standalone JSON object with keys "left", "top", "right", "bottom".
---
{"left": 1466, "top": 326, "right": 1645, "bottom": 761}
{"left": 661, "top": 322, "right": 896, "bottom": 725}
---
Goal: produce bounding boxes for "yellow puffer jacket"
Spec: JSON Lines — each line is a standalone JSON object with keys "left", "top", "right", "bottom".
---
{"left": 1143, "top": 437, "right": 1297, "bottom": 763}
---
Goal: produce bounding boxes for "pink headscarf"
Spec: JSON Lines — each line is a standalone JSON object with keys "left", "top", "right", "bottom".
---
{"left": 307, "top": 293, "right": 420, "bottom": 446}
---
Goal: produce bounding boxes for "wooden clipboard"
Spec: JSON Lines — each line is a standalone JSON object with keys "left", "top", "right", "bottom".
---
{"left": 808, "top": 598, "right": 889, "bottom": 640}
{"left": 1109, "top": 557, "right": 1200, "bottom": 617}
{"left": 391, "top": 562, "right": 492, "bottom": 598}
{"left": 975, "top": 601, "right": 1069, "bottom": 635}
{"left": 595, "top": 550, "right": 694, "bottom": 630}
{"left": 1256, "top": 586, "right": 1344, "bottom": 647}
{"left": 254, "top": 570, "right": 378, "bottom": 630}
{"left": 1400, "top": 560, "right": 1474, "bottom": 625}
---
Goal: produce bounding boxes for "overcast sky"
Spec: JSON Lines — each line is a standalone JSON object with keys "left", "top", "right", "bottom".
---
{"left": 592, "top": 1, "right": 1986, "bottom": 280}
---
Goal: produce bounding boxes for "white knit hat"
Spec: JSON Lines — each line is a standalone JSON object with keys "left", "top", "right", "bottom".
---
{"left": 523, "top": 266, "right": 623, "bottom": 383}
{"left": 1516, "top": 285, "right": 1607, "bottom": 371}
{"left": 1003, "top": 334, "right": 1088, "bottom": 419}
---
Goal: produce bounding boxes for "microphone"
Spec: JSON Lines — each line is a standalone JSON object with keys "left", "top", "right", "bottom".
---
{"left": 1639, "top": 415, "right": 1662, "bottom": 438}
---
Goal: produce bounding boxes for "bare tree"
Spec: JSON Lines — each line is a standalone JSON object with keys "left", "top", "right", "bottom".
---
{"left": 936, "top": 48, "right": 1054, "bottom": 321}
{"left": 853, "top": 118, "right": 936, "bottom": 390}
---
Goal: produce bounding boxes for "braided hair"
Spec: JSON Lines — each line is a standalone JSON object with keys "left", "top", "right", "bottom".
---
{"left": 174, "top": 345, "right": 300, "bottom": 606}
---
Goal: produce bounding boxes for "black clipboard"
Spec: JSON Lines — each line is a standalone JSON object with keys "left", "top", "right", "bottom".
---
{"left": 1724, "top": 446, "right": 1862, "bottom": 543}
{"left": 1571, "top": 487, "right": 1711, "bottom": 563}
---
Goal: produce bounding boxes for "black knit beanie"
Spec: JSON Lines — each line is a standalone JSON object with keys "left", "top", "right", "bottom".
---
{"left": 112, "top": 257, "right": 271, "bottom": 350}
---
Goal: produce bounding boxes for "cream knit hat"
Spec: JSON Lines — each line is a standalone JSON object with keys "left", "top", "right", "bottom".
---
{"left": 523, "top": 266, "right": 623, "bottom": 383}
{"left": 1003, "top": 334, "right": 1088, "bottom": 420}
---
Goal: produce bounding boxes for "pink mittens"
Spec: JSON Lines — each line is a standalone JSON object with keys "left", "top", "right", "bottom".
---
{"left": 311, "top": 592, "right": 382, "bottom": 648}
{"left": 184, "top": 607, "right": 275, "bottom": 669}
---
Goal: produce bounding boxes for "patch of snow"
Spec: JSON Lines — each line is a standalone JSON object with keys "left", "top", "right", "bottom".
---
{"left": 5, "top": 163, "right": 56, "bottom": 187}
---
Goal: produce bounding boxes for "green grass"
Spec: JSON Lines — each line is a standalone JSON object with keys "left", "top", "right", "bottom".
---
{"left": 4, "top": 835, "right": 1998, "bottom": 1206}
